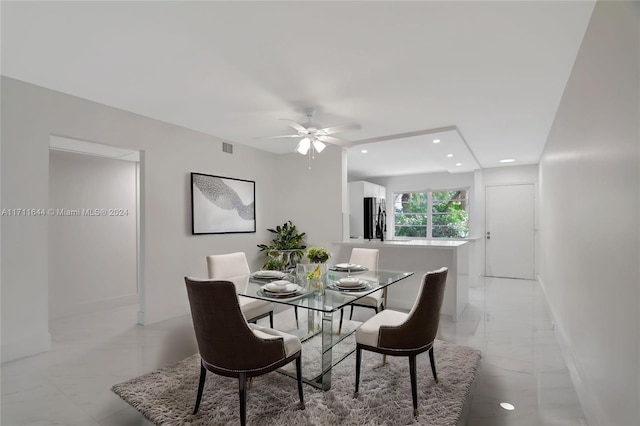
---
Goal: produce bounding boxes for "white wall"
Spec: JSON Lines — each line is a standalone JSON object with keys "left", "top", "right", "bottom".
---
{"left": 48, "top": 150, "right": 138, "bottom": 319}
{"left": 1, "top": 77, "right": 344, "bottom": 362}
{"left": 481, "top": 164, "right": 538, "bottom": 186}
{"left": 539, "top": 2, "right": 639, "bottom": 425}
{"left": 370, "top": 171, "right": 474, "bottom": 197}
{"left": 274, "top": 146, "right": 345, "bottom": 261}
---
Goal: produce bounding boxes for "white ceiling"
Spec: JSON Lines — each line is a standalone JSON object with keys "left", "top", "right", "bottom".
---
{"left": 1, "top": 1, "right": 595, "bottom": 179}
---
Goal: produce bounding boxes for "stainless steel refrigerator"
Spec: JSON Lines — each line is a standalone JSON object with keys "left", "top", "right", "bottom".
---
{"left": 364, "top": 197, "right": 386, "bottom": 241}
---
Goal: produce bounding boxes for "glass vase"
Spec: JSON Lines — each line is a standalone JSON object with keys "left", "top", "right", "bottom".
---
{"left": 303, "top": 263, "right": 327, "bottom": 294}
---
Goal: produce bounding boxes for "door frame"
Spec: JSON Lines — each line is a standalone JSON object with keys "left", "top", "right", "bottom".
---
{"left": 48, "top": 136, "right": 146, "bottom": 323}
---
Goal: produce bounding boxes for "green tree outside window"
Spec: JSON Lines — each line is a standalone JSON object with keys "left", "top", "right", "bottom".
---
{"left": 394, "top": 190, "right": 469, "bottom": 238}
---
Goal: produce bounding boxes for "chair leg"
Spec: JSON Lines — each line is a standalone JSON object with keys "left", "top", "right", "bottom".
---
{"left": 294, "top": 307, "right": 299, "bottom": 329}
{"left": 295, "top": 356, "right": 305, "bottom": 409}
{"left": 409, "top": 355, "right": 418, "bottom": 417}
{"left": 193, "top": 364, "right": 207, "bottom": 414}
{"left": 269, "top": 312, "right": 274, "bottom": 328}
{"left": 429, "top": 346, "right": 439, "bottom": 383}
{"left": 350, "top": 305, "right": 354, "bottom": 320}
{"left": 338, "top": 308, "right": 344, "bottom": 334}
{"left": 354, "top": 346, "right": 362, "bottom": 398}
{"left": 239, "top": 372, "right": 247, "bottom": 426}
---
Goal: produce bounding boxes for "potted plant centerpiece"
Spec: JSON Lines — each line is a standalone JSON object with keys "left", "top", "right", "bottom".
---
{"left": 257, "top": 220, "right": 306, "bottom": 271}
{"left": 305, "top": 247, "right": 331, "bottom": 294}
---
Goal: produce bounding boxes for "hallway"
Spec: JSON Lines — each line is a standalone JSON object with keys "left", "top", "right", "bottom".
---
{"left": 440, "top": 277, "right": 587, "bottom": 425}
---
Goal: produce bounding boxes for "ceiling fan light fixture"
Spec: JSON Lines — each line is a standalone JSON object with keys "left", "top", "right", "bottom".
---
{"left": 296, "top": 137, "right": 311, "bottom": 155}
{"left": 312, "top": 139, "right": 326, "bottom": 153}
{"left": 259, "top": 109, "right": 360, "bottom": 168}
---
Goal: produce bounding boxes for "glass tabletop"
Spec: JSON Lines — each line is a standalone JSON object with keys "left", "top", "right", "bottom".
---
{"left": 241, "top": 268, "right": 414, "bottom": 313}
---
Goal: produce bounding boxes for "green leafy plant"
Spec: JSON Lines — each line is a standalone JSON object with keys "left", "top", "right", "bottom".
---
{"left": 306, "top": 247, "right": 330, "bottom": 264}
{"left": 263, "top": 258, "right": 286, "bottom": 271}
{"left": 257, "top": 220, "right": 307, "bottom": 269}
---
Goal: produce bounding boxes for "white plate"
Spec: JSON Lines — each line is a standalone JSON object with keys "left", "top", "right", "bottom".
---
{"left": 335, "top": 263, "right": 360, "bottom": 269}
{"left": 253, "top": 270, "right": 287, "bottom": 279}
{"left": 268, "top": 279, "right": 291, "bottom": 288}
{"left": 257, "top": 287, "right": 303, "bottom": 298}
{"left": 263, "top": 282, "right": 300, "bottom": 293}
{"left": 338, "top": 277, "right": 362, "bottom": 287}
{"left": 331, "top": 282, "right": 370, "bottom": 292}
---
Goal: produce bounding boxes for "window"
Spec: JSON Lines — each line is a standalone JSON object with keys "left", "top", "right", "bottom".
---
{"left": 394, "top": 192, "right": 428, "bottom": 237}
{"left": 431, "top": 190, "right": 469, "bottom": 238}
{"left": 393, "top": 189, "right": 469, "bottom": 239}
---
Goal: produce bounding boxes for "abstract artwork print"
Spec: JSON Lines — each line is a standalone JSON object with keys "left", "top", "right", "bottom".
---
{"left": 191, "top": 172, "right": 256, "bottom": 234}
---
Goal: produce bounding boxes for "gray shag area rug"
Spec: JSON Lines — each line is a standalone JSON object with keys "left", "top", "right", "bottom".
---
{"left": 112, "top": 339, "right": 480, "bottom": 425}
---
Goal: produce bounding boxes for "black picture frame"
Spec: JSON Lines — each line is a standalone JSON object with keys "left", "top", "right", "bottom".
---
{"left": 191, "top": 172, "right": 256, "bottom": 234}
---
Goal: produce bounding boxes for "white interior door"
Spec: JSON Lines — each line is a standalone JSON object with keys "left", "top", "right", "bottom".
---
{"left": 485, "top": 184, "right": 535, "bottom": 279}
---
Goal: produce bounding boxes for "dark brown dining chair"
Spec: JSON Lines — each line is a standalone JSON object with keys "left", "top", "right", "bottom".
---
{"left": 185, "top": 277, "right": 304, "bottom": 425}
{"left": 354, "top": 267, "right": 448, "bottom": 417}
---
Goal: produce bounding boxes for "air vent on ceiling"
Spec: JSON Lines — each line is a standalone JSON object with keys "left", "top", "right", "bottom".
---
{"left": 222, "top": 142, "right": 233, "bottom": 154}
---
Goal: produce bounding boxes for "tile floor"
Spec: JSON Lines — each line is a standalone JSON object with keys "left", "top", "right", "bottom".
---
{"left": 439, "top": 277, "right": 588, "bottom": 426}
{"left": 1, "top": 277, "right": 588, "bottom": 425}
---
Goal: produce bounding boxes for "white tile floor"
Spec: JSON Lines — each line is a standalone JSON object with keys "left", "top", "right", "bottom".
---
{"left": 1, "top": 277, "right": 588, "bottom": 425}
{"left": 439, "top": 277, "right": 588, "bottom": 426}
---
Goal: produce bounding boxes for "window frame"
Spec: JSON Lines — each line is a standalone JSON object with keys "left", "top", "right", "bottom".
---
{"left": 392, "top": 187, "right": 470, "bottom": 240}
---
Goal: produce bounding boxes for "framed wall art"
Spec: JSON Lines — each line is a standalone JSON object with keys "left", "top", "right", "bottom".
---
{"left": 191, "top": 172, "right": 256, "bottom": 234}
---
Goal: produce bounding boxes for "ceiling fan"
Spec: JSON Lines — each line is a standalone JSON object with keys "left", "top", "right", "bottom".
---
{"left": 255, "top": 108, "right": 361, "bottom": 162}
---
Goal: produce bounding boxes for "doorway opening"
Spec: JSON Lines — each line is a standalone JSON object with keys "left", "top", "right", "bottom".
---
{"left": 48, "top": 136, "right": 145, "bottom": 324}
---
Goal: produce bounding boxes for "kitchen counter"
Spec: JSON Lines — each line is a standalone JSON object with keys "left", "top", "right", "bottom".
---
{"left": 340, "top": 239, "right": 469, "bottom": 248}
{"left": 335, "top": 239, "right": 476, "bottom": 321}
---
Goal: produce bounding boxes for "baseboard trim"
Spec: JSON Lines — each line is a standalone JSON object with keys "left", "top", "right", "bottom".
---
{"left": 1, "top": 331, "right": 51, "bottom": 363}
{"left": 537, "top": 274, "right": 603, "bottom": 426}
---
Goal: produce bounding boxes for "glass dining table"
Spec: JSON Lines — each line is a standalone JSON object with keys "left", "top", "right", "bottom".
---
{"left": 240, "top": 267, "right": 414, "bottom": 390}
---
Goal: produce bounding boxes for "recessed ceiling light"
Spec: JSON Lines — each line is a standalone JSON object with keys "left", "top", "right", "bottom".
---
{"left": 500, "top": 402, "right": 515, "bottom": 411}
{"left": 361, "top": 150, "right": 368, "bottom": 154}
{"left": 499, "top": 158, "right": 516, "bottom": 163}
{"left": 433, "top": 139, "right": 441, "bottom": 144}
{"left": 456, "top": 163, "right": 462, "bottom": 166}
{"left": 447, "top": 154, "right": 454, "bottom": 158}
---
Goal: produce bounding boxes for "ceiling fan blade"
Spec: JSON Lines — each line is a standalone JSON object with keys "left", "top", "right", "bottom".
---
{"left": 279, "top": 119, "right": 308, "bottom": 134}
{"left": 253, "top": 134, "right": 301, "bottom": 140}
{"left": 319, "top": 123, "right": 361, "bottom": 135}
{"left": 317, "top": 135, "right": 354, "bottom": 147}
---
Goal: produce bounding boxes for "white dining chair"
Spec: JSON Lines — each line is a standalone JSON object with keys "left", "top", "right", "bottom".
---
{"left": 339, "top": 248, "right": 380, "bottom": 333}
{"left": 206, "top": 252, "right": 274, "bottom": 327}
